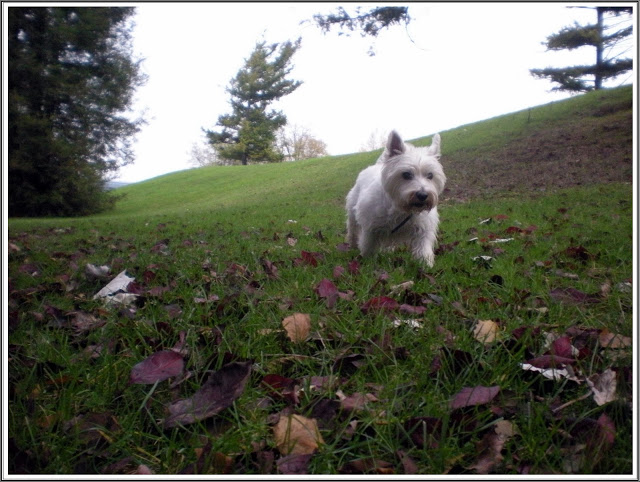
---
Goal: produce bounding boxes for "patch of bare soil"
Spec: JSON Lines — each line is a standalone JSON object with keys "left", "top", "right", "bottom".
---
{"left": 443, "top": 103, "right": 632, "bottom": 201}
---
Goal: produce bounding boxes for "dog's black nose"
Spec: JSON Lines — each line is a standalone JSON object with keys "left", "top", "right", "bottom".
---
{"left": 416, "top": 191, "right": 429, "bottom": 202}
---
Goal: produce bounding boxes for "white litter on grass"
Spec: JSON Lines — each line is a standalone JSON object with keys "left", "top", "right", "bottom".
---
{"left": 393, "top": 319, "right": 423, "bottom": 329}
{"left": 520, "top": 363, "right": 582, "bottom": 383}
{"left": 489, "top": 238, "right": 514, "bottom": 244}
{"left": 472, "top": 255, "right": 494, "bottom": 262}
{"left": 93, "top": 270, "right": 137, "bottom": 306}
{"left": 85, "top": 263, "right": 111, "bottom": 280}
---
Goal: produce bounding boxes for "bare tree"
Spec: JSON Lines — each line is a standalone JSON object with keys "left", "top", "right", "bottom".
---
{"left": 277, "top": 124, "right": 329, "bottom": 161}
{"left": 359, "top": 129, "right": 388, "bottom": 152}
{"left": 188, "top": 140, "right": 232, "bottom": 167}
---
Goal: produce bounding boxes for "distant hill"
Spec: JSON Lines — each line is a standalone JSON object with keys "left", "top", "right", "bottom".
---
{"left": 105, "top": 181, "right": 130, "bottom": 190}
{"left": 109, "top": 86, "right": 632, "bottom": 217}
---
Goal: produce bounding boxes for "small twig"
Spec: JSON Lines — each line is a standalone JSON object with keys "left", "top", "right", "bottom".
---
{"left": 551, "top": 391, "right": 591, "bottom": 413}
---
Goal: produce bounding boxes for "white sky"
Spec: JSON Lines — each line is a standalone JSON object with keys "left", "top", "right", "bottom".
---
{"left": 115, "top": 2, "right": 635, "bottom": 183}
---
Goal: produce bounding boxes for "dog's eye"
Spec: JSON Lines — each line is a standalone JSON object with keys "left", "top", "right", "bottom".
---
{"left": 427, "top": 172, "right": 433, "bottom": 180}
{"left": 402, "top": 171, "right": 414, "bottom": 180}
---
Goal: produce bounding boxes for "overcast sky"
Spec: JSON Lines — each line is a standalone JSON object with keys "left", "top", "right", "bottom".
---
{"left": 115, "top": 2, "right": 634, "bottom": 183}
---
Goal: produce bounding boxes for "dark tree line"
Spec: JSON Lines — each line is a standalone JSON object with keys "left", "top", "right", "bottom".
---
{"left": 8, "top": 7, "right": 145, "bottom": 216}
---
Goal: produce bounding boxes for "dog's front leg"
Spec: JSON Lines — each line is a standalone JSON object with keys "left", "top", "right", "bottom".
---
{"left": 358, "top": 229, "right": 380, "bottom": 257}
{"left": 346, "top": 211, "right": 360, "bottom": 248}
{"left": 412, "top": 235, "right": 435, "bottom": 267}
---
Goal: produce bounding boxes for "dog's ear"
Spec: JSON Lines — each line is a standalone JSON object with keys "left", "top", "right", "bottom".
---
{"left": 428, "top": 133, "right": 441, "bottom": 159}
{"left": 386, "top": 130, "right": 406, "bottom": 158}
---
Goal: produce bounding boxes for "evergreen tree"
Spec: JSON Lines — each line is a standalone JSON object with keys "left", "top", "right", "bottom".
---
{"left": 204, "top": 39, "right": 302, "bottom": 165}
{"left": 310, "top": 6, "right": 410, "bottom": 56}
{"left": 311, "top": 6, "right": 410, "bottom": 38}
{"left": 530, "top": 7, "right": 633, "bottom": 92}
{"left": 8, "top": 7, "right": 145, "bottom": 217}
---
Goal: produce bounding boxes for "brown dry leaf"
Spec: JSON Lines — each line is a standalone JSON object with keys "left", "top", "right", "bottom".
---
{"left": 341, "top": 458, "right": 395, "bottom": 474}
{"left": 282, "top": 313, "right": 311, "bottom": 343}
{"left": 599, "top": 330, "right": 631, "bottom": 349}
{"left": 473, "top": 319, "right": 498, "bottom": 343}
{"left": 336, "top": 390, "right": 378, "bottom": 412}
{"left": 163, "top": 361, "right": 251, "bottom": 428}
{"left": 71, "top": 311, "right": 107, "bottom": 334}
{"left": 273, "top": 414, "right": 324, "bottom": 455}
{"left": 467, "top": 420, "right": 515, "bottom": 474}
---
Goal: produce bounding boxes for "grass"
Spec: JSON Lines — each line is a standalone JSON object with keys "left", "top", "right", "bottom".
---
{"left": 7, "top": 86, "right": 634, "bottom": 475}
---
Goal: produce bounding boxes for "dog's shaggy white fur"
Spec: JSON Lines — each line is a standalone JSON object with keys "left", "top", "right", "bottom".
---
{"left": 346, "top": 131, "right": 446, "bottom": 267}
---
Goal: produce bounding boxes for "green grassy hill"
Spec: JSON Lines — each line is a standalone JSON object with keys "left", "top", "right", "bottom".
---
{"left": 108, "top": 85, "right": 632, "bottom": 219}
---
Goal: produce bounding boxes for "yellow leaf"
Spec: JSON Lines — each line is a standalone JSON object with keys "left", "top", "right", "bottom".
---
{"left": 473, "top": 320, "right": 498, "bottom": 343}
{"left": 273, "top": 414, "right": 324, "bottom": 455}
{"left": 282, "top": 313, "right": 311, "bottom": 343}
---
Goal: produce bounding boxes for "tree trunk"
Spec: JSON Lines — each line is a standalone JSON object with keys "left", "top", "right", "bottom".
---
{"left": 595, "top": 7, "right": 604, "bottom": 90}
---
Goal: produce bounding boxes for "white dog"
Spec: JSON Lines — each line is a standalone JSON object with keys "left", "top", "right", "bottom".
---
{"left": 346, "top": 131, "right": 446, "bottom": 267}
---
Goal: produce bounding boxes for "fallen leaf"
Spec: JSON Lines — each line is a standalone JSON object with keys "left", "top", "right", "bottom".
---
{"left": 586, "top": 368, "right": 617, "bottom": 406}
{"left": 525, "top": 354, "right": 575, "bottom": 368}
{"left": 262, "top": 374, "right": 300, "bottom": 405}
{"left": 300, "top": 250, "right": 320, "bottom": 266}
{"left": 549, "top": 287, "right": 600, "bottom": 305}
{"left": 450, "top": 385, "right": 500, "bottom": 410}
{"left": 473, "top": 320, "right": 498, "bottom": 343}
{"left": 70, "top": 311, "right": 106, "bottom": 334}
{"left": 396, "top": 450, "right": 419, "bottom": 474}
{"left": 399, "top": 304, "right": 426, "bottom": 315}
{"left": 163, "top": 361, "right": 251, "bottom": 428}
{"left": 332, "top": 353, "right": 367, "bottom": 376}
{"left": 548, "top": 335, "right": 575, "bottom": 358}
{"left": 467, "top": 420, "right": 515, "bottom": 474}
{"left": 194, "top": 294, "right": 220, "bottom": 303}
{"left": 261, "top": 258, "right": 279, "bottom": 279}
{"left": 276, "top": 453, "right": 313, "bottom": 474}
{"left": 598, "top": 330, "right": 632, "bottom": 349}
{"left": 336, "top": 390, "right": 378, "bottom": 412}
{"left": 361, "top": 296, "right": 399, "bottom": 313}
{"left": 130, "top": 350, "right": 184, "bottom": 385}
{"left": 315, "top": 278, "right": 338, "bottom": 298}
{"left": 282, "top": 313, "right": 311, "bottom": 343}
{"left": 136, "top": 465, "right": 154, "bottom": 475}
{"left": 340, "top": 458, "right": 394, "bottom": 474}
{"left": 596, "top": 412, "right": 616, "bottom": 446}
{"left": 273, "top": 414, "right": 323, "bottom": 455}
{"left": 389, "top": 281, "right": 414, "bottom": 295}
{"left": 565, "top": 245, "right": 593, "bottom": 261}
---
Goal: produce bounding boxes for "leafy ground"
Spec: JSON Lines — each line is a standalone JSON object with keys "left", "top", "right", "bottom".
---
{"left": 7, "top": 87, "right": 634, "bottom": 475}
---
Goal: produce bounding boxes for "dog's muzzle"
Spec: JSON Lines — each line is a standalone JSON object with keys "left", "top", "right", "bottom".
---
{"left": 410, "top": 191, "right": 437, "bottom": 211}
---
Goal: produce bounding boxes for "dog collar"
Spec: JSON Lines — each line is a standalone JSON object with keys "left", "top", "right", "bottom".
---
{"left": 391, "top": 214, "right": 413, "bottom": 234}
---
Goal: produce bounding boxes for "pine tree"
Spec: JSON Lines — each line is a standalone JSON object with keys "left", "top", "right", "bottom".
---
{"left": 311, "top": 6, "right": 410, "bottom": 37}
{"left": 530, "top": 7, "right": 633, "bottom": 92}
{"left": 8, "top": 7, "right": 145, "bottom": 216}
{"left": 204, "top": 39, "right": 302, "bottom": 165}
{"left": 310, "top": 6, "right": 410, "bottom": 56}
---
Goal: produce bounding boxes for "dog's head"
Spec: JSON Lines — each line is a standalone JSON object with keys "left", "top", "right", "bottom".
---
{"left": 380, "top": 131, "right": 446, "bottom": 213}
